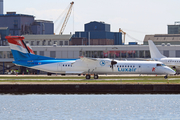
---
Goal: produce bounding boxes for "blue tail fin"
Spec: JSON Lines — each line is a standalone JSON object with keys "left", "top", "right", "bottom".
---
{"left": 6, "top": 36, "right": 55, "bottom": 61}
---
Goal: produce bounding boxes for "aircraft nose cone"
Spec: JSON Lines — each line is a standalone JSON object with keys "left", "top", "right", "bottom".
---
{"left": 168, "top": 68, "right": 176, "bottom": 75}
{"left": 171, "top": 70, "right": 176, "bottom": 75}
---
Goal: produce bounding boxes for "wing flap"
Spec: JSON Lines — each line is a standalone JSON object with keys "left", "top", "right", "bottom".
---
{"left": 65, "top": 71, "right": 84, "bottom": 74}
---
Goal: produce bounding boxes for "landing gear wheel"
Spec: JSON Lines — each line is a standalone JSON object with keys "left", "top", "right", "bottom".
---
{"left": 94, "top": 74, "right": 99, "bottom": 79}
{"left": 47, "top": 72, "right": 52, "bottom": 76}
{"left": 164, "top": 75, "right": 168, "bottom": 79}
{"left": 86, "top": 74, "right": 91, "bottom": 79}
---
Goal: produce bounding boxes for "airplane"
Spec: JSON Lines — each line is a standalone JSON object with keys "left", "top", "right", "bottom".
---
{"left": 148, "top": 40, "right": 180, "bottom": 74}
{"left": 6, "top": 36, "right": 175, "bottom": 79}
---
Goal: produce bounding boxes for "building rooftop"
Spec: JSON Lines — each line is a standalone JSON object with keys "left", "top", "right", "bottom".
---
{"left": 144, "top": 34, "right": 180, "bottom": 45}
{"left": 35, "top": 20, "right": 53, "bottom": 23}
{"left": 0, "top": 12, "right": 34, "bottom": 17}
{"left": 87, "top": 21, "right": 106, "bottom": 24}
{"left": 23, "top": 34, "right": 72, "bottom": 40}
{"left": 144, "top": 34, "right": 180, "bottom": 41}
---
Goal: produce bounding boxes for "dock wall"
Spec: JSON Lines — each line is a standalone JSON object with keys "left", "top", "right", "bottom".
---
{"left": 0, "top": 84, "right": 180, "bottom": 94}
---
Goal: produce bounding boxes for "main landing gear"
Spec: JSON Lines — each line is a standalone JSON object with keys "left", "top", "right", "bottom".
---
{"left": 94, "top": 74, "right": 99, "bottom": 79}
{"left": 86, "top": 74, "right": 91, "bottom": 79}
{"left": 85, "top": 74, "right": 99, "bottom": 79}
{"left": 47, "top": 72, "right": 52, "bottom": 76}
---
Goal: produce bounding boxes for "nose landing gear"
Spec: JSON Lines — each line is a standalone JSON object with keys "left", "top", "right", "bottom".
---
{"left": 164, "top": 75, "right": 168, "bottom": 79}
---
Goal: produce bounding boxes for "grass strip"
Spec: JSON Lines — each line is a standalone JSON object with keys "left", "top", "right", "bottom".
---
{"left": 0, "top": 79, "right": 179, "bottom": 84}
{"left": 0, "top": 75, "right": 178, "bottom": 79}
{"left": 0, "top": 76, "right": 179, "bottom": 84}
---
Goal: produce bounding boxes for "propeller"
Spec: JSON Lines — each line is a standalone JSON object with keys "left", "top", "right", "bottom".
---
{"left": 110, "top": 59, "right": 117, "bottom": 71}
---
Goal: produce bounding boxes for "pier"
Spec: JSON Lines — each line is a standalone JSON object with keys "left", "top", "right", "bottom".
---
{"left": 0, "top": 83, "right": 180, "bottom": 94}
{"left": 0, "top": 75, "right": 180, "bottom": 94}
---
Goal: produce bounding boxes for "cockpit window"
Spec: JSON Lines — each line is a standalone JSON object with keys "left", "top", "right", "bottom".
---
{"left": 157, "top": 64, "right": 161, "bottom": 66}
{"left": 156, "top": 64, "right": 166, "bottom": 66}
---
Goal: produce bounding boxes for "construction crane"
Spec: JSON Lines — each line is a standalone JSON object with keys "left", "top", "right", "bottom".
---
{"left": 59, "top": 1, "right": 74, "bottom": 35}
{"left": 119, "top": 28, "right": 126, "bottom": 44}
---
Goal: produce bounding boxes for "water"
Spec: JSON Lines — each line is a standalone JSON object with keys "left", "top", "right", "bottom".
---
{"left": 0, "top": 94, "right": 180, "bottom": 120}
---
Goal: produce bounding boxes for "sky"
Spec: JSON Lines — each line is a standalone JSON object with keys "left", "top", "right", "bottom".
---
{"left": 3, "top": 0, "right": 180, "bottom": 44}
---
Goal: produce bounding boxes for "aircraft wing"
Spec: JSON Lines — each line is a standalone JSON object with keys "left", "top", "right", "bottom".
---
{"left": 80, "top": 56, "right": 97, "bottom": 63}
{"left": 135, "top": 58, "right": 152, "bottom": 61}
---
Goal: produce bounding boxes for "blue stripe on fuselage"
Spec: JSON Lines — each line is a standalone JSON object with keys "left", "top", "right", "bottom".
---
{"left": 13, "top": 59, "right": 77, "bottom": 67}
{"left": 11, "top": 49, "right": 77, "bottom": 67}
{"left": 11, "top": 49, "right": 56, "bottom": 61}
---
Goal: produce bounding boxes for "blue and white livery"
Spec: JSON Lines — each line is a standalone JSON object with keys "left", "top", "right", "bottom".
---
{"left": 6, "top": 36, "right": 175, "bottom": 79}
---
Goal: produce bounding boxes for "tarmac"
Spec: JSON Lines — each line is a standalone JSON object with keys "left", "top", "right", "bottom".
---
{"left": 0, "top": 74, "right": 172, "bottom": 77}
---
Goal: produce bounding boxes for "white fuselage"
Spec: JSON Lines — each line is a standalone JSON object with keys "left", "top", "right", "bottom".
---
{"left": 157, "top": 58, "right": 180, "bottom": 69}
{"left": 30, "top": 59, "right": 175, "bottom": 75}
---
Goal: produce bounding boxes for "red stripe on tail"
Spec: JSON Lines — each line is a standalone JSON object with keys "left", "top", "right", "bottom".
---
{"left": 5, "top": 36, "right": 26, "bottom": 48}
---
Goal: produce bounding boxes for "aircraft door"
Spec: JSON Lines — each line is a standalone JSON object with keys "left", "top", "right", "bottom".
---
{"left": 138, "top": 65, "right": 141, "bottom": 72}
{"left": 58, "top": 63, "right": 62, "bottom": 71}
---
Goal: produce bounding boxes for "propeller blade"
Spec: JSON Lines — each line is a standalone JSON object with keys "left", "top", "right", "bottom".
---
{"left": 111, "top": 60, "right": 117, "bottom": 71}
{"left": 111, "top": 61, "right": 117, "bottom": 65}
